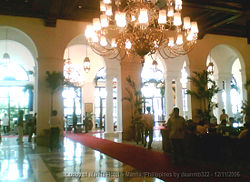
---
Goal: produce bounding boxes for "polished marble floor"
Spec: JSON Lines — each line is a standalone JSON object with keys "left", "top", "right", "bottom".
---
{"left": 0, "top": 133, "right": 163, "bottom": 182}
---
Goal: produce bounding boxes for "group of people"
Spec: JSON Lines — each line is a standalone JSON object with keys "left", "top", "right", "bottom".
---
{"left": 134, "top": 107, "right": 154, "bottom": 150}
{"left": 0, "top": 111, "right": 36, "bottom": 144}
{"left": 16, "top": 111, "right": 37, "bottom": 144}
{"left": 165, "top": 107, "right": 250, "bottom": 165}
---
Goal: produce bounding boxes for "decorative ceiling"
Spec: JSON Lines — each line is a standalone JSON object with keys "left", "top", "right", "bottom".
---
{"left": 0, "top": 0, "right": 249, "bottom": 43}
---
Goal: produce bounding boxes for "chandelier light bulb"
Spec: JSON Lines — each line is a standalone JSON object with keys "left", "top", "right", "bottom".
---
{"left": 158, "top": 10, "right": 167, "bottom": 24}
{"left": 100, "top": 36, "right": 108, "bottom": 46}
{"left": 168, "top": 37, "right": 174, "bottom": 47}
{"left": 138, "top": 8, "right": 148, "bottom": 24}
{"left": 191, "top": 21, "right": 199, "bottom": 33}
{"left": 115, "top": 11, "right": 120, "bottom": 21}
{"left": 186, "top": 33, "right": 194, "bottom": 41}
{"left": 183, "top": 17, "right": 191, "bottom": 29}
{"left": 125, "top": 39, "right": 132, "bottom": 49}
{"left": 111, "top": 39, "right": 117, "bottom": 47}
{"left": 168, "top": 7, "right": 174, "bottom": 17}
{"left": 175, "top": 0, "right": 182, "bottom": 11}
{"left": 100, "top": 1, "right": 106, "bottom": 12}
{"left": 85, "top": 25, "right": 94, "bottom": 38}
{"left": 106, "top": 5, "right": 113, "bottom": 16}
{"left": 103, "top": 0, "right": 111, "bottom": 4}
{"left": 93, "top": 18, "right": 101, "bottom": 31}
{"left": 116, "top": 12, "right": 126, "bottom": 27}
{"left": 174, "top": 12, "right": 182, "bottom": 26}
{"left": 100, "top": 14, "right": 109, "bottom": 27}
{"left": 131, "top": 15, "right": 136, "bottom": 22}
{"left": 176, "top": 34, "right": 183, "bottom": 45}
{"left": 92, "top": 32, "right": 99, "bottom": 43}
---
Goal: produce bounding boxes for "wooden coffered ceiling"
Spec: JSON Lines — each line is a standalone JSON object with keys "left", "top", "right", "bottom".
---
{"left": 0, "top": 0, "right": 249, "bottom": 43}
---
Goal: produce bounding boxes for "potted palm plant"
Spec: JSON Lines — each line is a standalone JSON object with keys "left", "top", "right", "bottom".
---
{"left": 123, "top": 76, "right": 145, "bottom": 142}
{"left": 45, "top": 71, "right": 64, "bottom": 112}
{"left": 186, "top": 70, "right": 220, "bottom": 123}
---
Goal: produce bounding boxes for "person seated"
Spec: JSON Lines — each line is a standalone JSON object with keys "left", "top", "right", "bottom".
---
{"left": 238, "top": 122, "right": 250, "bottom": 139}
{"left": 196, "top": 120, "right": 208, "bottom": 136}
{"left": 217, "top": 119, "right": 228, "bottom": 136}
{"left": 226, "top": 117, "right": 240, "bottom": 137}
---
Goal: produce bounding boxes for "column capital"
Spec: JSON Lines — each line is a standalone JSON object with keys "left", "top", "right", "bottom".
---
{"left": 166, "top": 71, "right": 182, "bottom": 80}
{"left": 217, "top": 73, "right": 233, "bottom": 81}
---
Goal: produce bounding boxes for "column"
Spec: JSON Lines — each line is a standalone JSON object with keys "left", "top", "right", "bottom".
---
{"left": 121, "top": 55, "right": 142, "bottom": 140}
{"left": 216, "top": 78, "right": 224, "bottom": 122}
{"left": 240, "top": 69, "right": 247, "bottom": 104}
{"left": 36, "top": 57, "right": 64, "bottom": 145}
{"left": 117, "top": 75, "right": 123, "bottom": 132}
{"left": 165, "top": 76, "right": 173, "bottom": 120}
{"left": 175, "top": 75, "right": 184, "bottom": 116}
{"left": 225, "top": 74, "right": 233, "bottom": 117}
{"left": 105, "top": 74, "right": 114, "bottom": 133}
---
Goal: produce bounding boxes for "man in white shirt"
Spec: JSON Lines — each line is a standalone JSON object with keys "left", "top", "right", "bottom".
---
{"left": 2, "top": 113, "right": 9, "bottom": 134}
{"left": 143, "top": 107, "right": 154, "bottom": 149}
{"left": 220, "top": 109, "right": 229, "bottom": 123}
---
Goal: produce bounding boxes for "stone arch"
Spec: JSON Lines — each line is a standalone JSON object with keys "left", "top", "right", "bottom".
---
{"left": 0, "top": 26, "right": 38, "bottom": 113}
{"left": 207, "top": 44, "right": 246, "bottom": 120}
{"left": 0, "top": 26, "right": 38, "bottom": 60}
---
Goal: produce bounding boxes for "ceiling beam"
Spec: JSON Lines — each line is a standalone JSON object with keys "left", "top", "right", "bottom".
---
{"left": 205, "top": 14, "right": 242, "bottom": 32}
{"left": 198, "top": 14, "right": 242, "bottom": 39}
{"left": 183, "top": 1, "right": 242, "bottom": 14}
{"left": 43, "top": 0, "right": 64, "bottom": 27}
{"left": 247, "top": 21, "right": 250, "bottom": 44}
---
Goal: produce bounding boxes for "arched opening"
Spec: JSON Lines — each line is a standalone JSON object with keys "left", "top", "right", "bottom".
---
{"left": 94, "top": 67, "right": 106, "bottom": 130}
{"left": 206, "top": 44, "right": 246, "bottom": 124}
{"left": 141, "top": 56, "right": 165, "bottom": 122}
{"left": 0, "top": 29, "right": 37, "bottom": 133}
{"left": 63, "top": 34, "right": 105, "bottom": 132}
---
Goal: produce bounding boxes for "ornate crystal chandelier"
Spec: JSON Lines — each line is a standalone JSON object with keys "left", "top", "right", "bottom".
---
{"left": 85, "top": 0, "right": 198, "bottom": 63}
{"left": 64, "top": 48, "right": 84, "bottom": 86}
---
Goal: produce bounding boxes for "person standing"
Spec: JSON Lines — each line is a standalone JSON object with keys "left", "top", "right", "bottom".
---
{"left": 143, "top": 107, "right": 154, "bottom": 149}
{"left": 167, "top": 107, "right": 186, "bottom": 164}
{"left": 49, "top": 110, "right": 61, "bottom": 151}
{"left": 27, "top": 116, "right": 35, "bottom": 142}
{"left": 17, "top": 110, "right": 24, "bottom": 145}
{"left": 2, "top": 113, "right": 9, "bottom": 134}
{"left": 220, "top": 109, "right": 229, "bottom": 123}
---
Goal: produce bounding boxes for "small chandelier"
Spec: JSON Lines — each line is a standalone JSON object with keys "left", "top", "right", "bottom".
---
{"left": 2, "top": 29, "right": 10, "bottom": 63}
{"left": 85, "top": 0, "right": 198, "bottom": 63}
{"left": 207, "top": 52, "right": 214, "bottom": 75}
{"left": 152, "top": 59, "right": 158, "bottom": 72}
{"left": 83, "top": 57, "right": 90, "bottom": 73}
{"left": 83, "top": 44, "right": 91, "bottom": 73}
{"left": 64, "top": 48, "right": 84, "bottom": 86}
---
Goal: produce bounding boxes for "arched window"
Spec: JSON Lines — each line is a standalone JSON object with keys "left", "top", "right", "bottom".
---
{"left": 141, "top": 61, "right": 165, "bottom": 121}
{"left": 0, "top": 62, "right": 29, "bottom": 81}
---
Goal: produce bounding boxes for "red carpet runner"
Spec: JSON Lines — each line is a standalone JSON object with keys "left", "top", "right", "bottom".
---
{"left": 66, "top": 133, "right": 248, "bottom": 182}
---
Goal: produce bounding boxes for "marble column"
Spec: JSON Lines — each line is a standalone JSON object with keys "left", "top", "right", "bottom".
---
{"left": 165, "top": 76, "right": 173, "bottom": 120}
{"left": 225, "top": 74, "right": 233, "bottom": 117}
{"left": 175, "top": 75, "right": 184, "bottom": 116}
{"left": 121, "top": 55, "right": 142, "bottom": 140}
{"left": 216, "top": 78, "right": 224, "bottom": 122}
{"left": 117, "top": 75, "right": 123, "bottom": 132}
{"left": 36, "top": 57, "right": 64, "bottom": 146}
{"left": 105, "top": 74, "right": 114, "bottom": 133}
